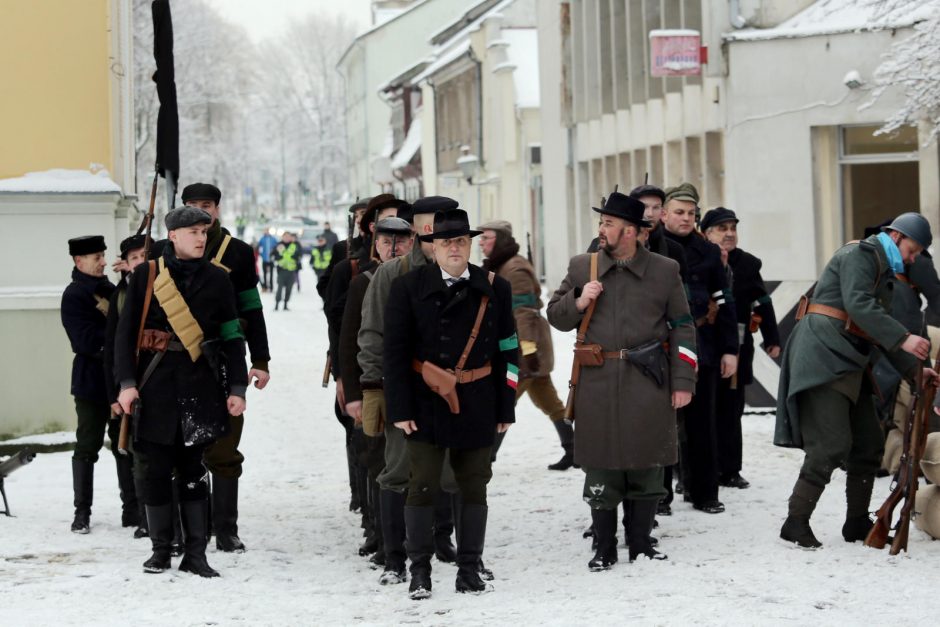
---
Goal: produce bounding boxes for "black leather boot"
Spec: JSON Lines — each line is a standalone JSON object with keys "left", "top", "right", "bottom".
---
{"left": 133, "top": 476, "right": 149, "bottom": 538}
{"left": 170, "top": 478, "right": 183, "bottom": 556}
{"left": 548, "top": 420, "right": 577, "bottom": 471}
{"left": 405, "top": 506, "right": 434, "bottom": 600}
{"left": 588, "top": 508, "right": 618, "bottom": 571}
{"left": 346, "top": 444, "right": 360, "bottom": 512}
{"left": 843, "top": 474, "right": 875, "bottom": 542}
{"left": 368, "top": 479, "right": 385, "bottom": 567}
{"left": 71, "top": 458, "right": 93, "bottom": 534}
{"left": 212, "top": 476, "right": 246, "bottom": 553}
{"left": 433, "top": 490, "right": 457, "bottom": 563}
{"left": 628, "top": 499, "right": 667, "bottom": 561}
{"left": 780, "top": 478, "right": 824, "bottom": 549}
{"left": 452, "top": 492, "right": 493, "bottom": 580}
{"left": 115, "top": 455, "right": 141, "bottom": 529}
{"left": 143, "top": 504, "right": 174, "bottom": 573}
{"left": 455, "top": 504, "right": 492, "bottom": 593}
{"left": 379, "top": 489, "right": 407, "bottom": 585}
{"left": 179, "top": 500, "right": 220, "bottom": 578}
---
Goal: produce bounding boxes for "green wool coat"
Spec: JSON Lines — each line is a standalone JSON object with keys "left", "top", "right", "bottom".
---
{"left": 775, "top": 235, "right": 916, "bottom": 448}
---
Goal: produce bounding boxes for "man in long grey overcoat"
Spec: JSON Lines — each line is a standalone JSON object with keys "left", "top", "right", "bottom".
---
{"left": 547, "top": 191, "right": 697, "bottom": 570}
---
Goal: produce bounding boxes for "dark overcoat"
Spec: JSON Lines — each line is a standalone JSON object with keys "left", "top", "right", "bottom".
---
{"left": 728, "top": 248, "right": 780, "bottom": 385}
{"left": 383, "top": 263, "right": 517, "bottom": 449}
{"left": 114, "top": 256, "right": 248, "bottom": 447}
{"left": 61, "top": 269, "right": 115, "bottom": 403}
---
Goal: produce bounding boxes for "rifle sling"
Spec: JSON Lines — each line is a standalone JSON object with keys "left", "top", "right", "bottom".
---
{"left": 210, "top": 234, "right": 233, "bottom": 273}
{"left": 576, "top": 253, "right": 599, "bottom": 344}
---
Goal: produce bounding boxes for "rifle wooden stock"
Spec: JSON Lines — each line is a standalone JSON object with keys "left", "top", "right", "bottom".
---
{"left": 117, "top": 413, "right": 130, "bottom": 455}
{"left": 322, "top": 352, "right": 331, "bottom": 388}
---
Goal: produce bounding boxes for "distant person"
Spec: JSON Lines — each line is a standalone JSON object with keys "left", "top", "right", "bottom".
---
{"left": 273, "top": 231, "right": 301, "bottom": 311}
{"left": 311, "top": 235, "right": 332, "bottom": 279}
{"left": 235, "top": 215, "right": 247, "bottom": 238}
{"left": 322, "top": 221, "right": 339, "bottom": 250}
{"left": 257, "top": 228, "right": 277, "bottom": 292}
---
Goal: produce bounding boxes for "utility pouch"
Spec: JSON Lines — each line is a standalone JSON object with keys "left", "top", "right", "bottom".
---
{"left": 139, "top": 329, "right": 171, "bottom": 352}
{"left": 749, "top": 312, "right": 763, "bottom": 334}
{"left": 626, "top": 340, "right": 667, "bottom": 387}
{"left": 573, "top": 343, "right": 604, "bottom": 367}
{"left": 421, "top": 361, "right": 460, "bottom": 414}
{"left": 795, "top": 294, "right": 809, "bottom": 321}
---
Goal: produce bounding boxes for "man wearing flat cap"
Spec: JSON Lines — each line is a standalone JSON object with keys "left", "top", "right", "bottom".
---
{"left": 663, "top": 182, "right": 739, "bottom": 515}
{"left": 478, "top": 219, "right": 572, "bottom": 471}
{"left": 357, "top": 196, "right": 463, "bottom": 586}
{"left": 548, "top": 191, "right": 696, "bottom": 570}
{"left": 701, "top": 207, "right": 780, "bottom": 491}
{"left": 61, "top": 235, "right": 121, "bottom": 534}
{"left": 384, "top": 208, "right": 517, "bottom": 599}
{"left": 150, "top": 182, "right": 270, "bottom": 555}
{"left": 115, "top": 206, "right": 249, "bottom": 577}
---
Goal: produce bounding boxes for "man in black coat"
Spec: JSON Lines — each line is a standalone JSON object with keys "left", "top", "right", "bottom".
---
{"left": 61, "top": 235, "right": 119, "bottom": 534}
{"left": 115, "top": 206, "right": 249, "bottom": 577}
{"left": 663, "top": 183, "right": 739, "bottom": 514}
{"left": 384, "top": 209, "right": 517, "bottom": 600}
{"left": 702, "top": 207, "right": 781, "bottom": 490}
{"left": 317, "top": 198, "right": 370, "bottom": 301}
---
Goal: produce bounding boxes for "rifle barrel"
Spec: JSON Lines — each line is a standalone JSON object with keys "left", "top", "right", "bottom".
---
{"left": 0, "top": 449, "right": 36, "bottom": 477}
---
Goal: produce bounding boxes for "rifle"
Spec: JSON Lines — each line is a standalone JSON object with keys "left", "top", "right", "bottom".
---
{"left": 118, "top": 169, "right": 160, "bottom": 455}
{"left": 564, "top": 253, "right": 599, "bottom": 421}
{"left": 526, "top": 231, "right": 534, "bottom": 265}
{"left": 1, "top": 449, "right": 36, "bottom": 516}
{"left": 866, "top": 358, "right": 936, "bottom": 553}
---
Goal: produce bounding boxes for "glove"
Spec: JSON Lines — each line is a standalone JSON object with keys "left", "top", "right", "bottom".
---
{"left": 361, "top": 388, "right": 386, "bottom": 437}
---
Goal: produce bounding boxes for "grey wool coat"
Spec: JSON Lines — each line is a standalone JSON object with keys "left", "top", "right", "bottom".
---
{"left": 547, "top": 245, "right": 697, "bottom": 470}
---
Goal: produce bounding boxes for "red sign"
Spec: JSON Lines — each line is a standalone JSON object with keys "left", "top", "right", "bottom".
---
{"left": 649, "top": 30, "right": 702, "bottom": 77}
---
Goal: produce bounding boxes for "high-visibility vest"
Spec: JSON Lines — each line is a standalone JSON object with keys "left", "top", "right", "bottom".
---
{"left": 277, "top": 242, "right": 299, "bottom": 271}
{"left": 311, "top": 247, "right": 332, "bottom": 270}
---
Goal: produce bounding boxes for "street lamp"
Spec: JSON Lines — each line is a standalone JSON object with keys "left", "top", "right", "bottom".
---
{"left": 456, "top": 145, "right": 479, "bottom": 184}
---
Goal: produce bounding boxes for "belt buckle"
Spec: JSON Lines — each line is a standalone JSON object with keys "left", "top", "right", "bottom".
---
{"left": 619, "top": 349, "right": 629, "bottom": 360}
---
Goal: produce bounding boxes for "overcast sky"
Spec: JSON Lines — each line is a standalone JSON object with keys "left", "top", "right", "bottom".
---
{"left": 205, "top": 0, "right": 373, "bottom": 42}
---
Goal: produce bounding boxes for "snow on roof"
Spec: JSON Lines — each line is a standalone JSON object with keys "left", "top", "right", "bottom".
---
{"left": 373, "top": 7, "right": 408, "bottom": 27}
{"left": 391, "top": 117, "right": 422, "bottom": 170}
{"left": 0, "top": 168, "right": 121, "bottom": 194}
{"left": 412, "top": 40, "right": 472, "bottom": 83}
{"left": 501, "top": 28, "right": 539, "bottom": 109}
{"left": 338, "top": 0, "right": 432, "bottom": 67}
{"left": 725, "top": 0, "right": 938, "bottom": 42}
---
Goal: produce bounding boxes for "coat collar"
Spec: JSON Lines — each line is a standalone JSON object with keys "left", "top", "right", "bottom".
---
{"left": 417, "top": 262, "right": 494, "bottom": 301}
{"left": 597, "top": 244, "right": 650, "bottom": 279}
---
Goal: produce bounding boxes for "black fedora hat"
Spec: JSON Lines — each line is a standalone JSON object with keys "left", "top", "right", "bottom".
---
{"left": 592, "top": 191, "right": 652, "bottom": 228}
{"left": 418, "top": 209, "right": 483, "bottom": 242}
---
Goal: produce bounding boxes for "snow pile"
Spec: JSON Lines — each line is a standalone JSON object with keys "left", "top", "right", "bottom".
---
{"left": 726, "top": 0, "right": 938, "bottom": 42}
{"left": 1, "top": 280, "right": 938, "bottom": 624}
{"left": 0, "top": 168, "right": 122, "bottom": 194}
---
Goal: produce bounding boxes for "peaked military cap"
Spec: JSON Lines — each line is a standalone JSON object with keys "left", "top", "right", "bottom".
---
{"left": 68, "top": 235, "right": 107, "bottom": 256}
{"left": 664, "top": 182, "right": 700, "bottom": 204}
{"left": 180, "top": 182, "right": 221, "bottom": 204}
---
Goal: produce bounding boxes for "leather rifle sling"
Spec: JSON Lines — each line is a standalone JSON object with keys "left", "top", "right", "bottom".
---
{"left": 135, "top": 261, "right": 157, "bottom": 359}
{"left": 576, "top": 253, "right": 599, "bottom": 344}
{"left": 454, "top": 272, "right": 496, "bottom": 373}
{"left": 211, "top": 234, "right": 233, "bottom": 273}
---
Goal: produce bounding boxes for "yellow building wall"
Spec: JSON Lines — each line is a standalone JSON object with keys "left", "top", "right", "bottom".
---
{"left": 0, "top": 0, "right": 113, "bottom": 179}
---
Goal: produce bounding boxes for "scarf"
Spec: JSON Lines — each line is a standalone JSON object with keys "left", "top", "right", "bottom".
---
{"left": 876, "top": 232, "right": 904, "bottom": 274}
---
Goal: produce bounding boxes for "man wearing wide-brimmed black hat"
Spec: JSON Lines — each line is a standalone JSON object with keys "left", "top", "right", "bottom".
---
{"left": 548, "top": 191, "right": 696, "bottom": 570}
{"left": 384, "top": 208, "right": 518, "bottom": 599}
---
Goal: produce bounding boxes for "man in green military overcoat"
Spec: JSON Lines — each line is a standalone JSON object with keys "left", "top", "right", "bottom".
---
{"left": 776, "top": 213, "right": 935, "bottom": 548}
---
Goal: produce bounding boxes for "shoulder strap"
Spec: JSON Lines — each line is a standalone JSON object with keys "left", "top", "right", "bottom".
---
{"left": 455, "top": 272, "right": 496, "bottom": 372}
{"left": 576, "top": 253, "right": 599, "bottom": 344}
{"left": 135, "top": 261, "right": 157, "bottom": 360}
{"left": 211, "top": 234, "right": 233, "bottom": 273}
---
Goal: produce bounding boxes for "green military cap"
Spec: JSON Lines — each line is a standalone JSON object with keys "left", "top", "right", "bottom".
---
{"left": 664, "top": 182, "right": 700, "bottom": 204}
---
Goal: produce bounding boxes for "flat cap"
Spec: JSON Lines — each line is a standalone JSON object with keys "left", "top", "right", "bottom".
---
{"left": 165, "top": 206, "right": 213, "bottom": 231}
{"left": 629, "top": 184, "right": 666, "bottom": 204}
{"left": 477, "top": 220, "right": 513, "bottom": 236}
{"left": 375, "top": 216, "right": 413, "bottom": 235}
{"left": 700, "top": 207, "right": 739, "bottom": 231}
{"left": 69, "top": 235, "right": 106, "bottom": 256}
{"left": 664, "top": 182, "right": 700, "bottom": 204}
{"left": 412, "top": 195, "right": 458, "bottom": 215}
{"left": 119, "top": 234, "right": 147, "bottom": 258}
{"left": 181, "top": 182, "right": 221, "bottom": 204}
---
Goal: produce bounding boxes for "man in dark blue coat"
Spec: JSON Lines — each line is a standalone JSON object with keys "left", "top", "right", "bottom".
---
{"left": 61, "top": 235, "right": 118, "bottom": 533}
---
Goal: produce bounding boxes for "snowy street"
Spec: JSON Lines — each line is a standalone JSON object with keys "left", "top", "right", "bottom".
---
{"left": 1, "top": 279, "right": 937, "bottom": 626}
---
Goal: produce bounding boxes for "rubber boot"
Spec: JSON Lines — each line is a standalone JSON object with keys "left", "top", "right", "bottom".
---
{"left": 212, "top": 476, "right": 246, "bottom": 553}
{"left": 405, "top": 506, "right": 434, "bottom": 600}
{"left": 843, "top": 473, "right": 875, "bottom": 542}
{"left": 548, "top": 419, "right": 577, "bottom": 471}
{"left": 133, "top": 477, "right": 149, "bottom": 538}
{"left": 70, "top": 458, "right": 93, "bottom": 534}
{"left": 587, "top": 508, "right": 618, "bottom": 571}
{"left": 455, "top": 504, "right": 492, "bottom": 593}
{"left": 115, "top": 455, "right": 141, "bottom": 529}
{"left": 433, "top": 490, "right": 457, "bottom": 563}
{"left": 142, "top": 504, "right": 173, "bottom": 573}
{"left": 379, "top": 490, "right": 407, "bottom": 585}
{"left": 178, "top": 500, "right": 220, "bottom": 578}
{"left": 628, "top": 499, "right": 667, "bottom": 561}
{"left": 780, "top": 477, "right": 824, "bottom": 549}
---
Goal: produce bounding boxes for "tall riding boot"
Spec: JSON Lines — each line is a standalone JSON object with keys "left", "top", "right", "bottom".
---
{"left": 548, "top": 420, "right": 577, "bottom": 471}
{"left": 405, "top": 506, "right": 435, "bottom": 600}
{"left": 433, "top": 490, "right": 457, "bottom": 563}
{"left": 346, "top": 444, "right": 360, "bottom": 512}
{"left": 212, "top": 476, "right": 246, "bottom": 552}
{"left": 171, "top": 479, "right": 183, "bottom": 556}
{"left": 357, "top": 467, "right": 378, "bottom": 555}
{"left": 452, "top": 492, "right": 493, "bottom": 580}
{"left": 490, "top": 431, "right": 507, "bottom": 463}
{"left": 368, "top": 479, "right": 385, "bottom": 568}
{"left": 133, "top": 477, "right": 149, "bottom": 538}
{"left": 843, "top": 473, "right": 875, "bottom": 542}
{"left": 379, "top": 489, "right": 407, "bottom": 584}
{"left": 455, "top": 504, "right": 492, "bottom": 593}
{"left": 70, "top": 459, "right": 94, "bottom": 533}
{"left": 179, "top": 500, "right": 220, "bottom": 578}
{"left": 628, "top": 499, "right": 667, "bottom": 561}
{"left": 780, "top": 477, "right": 824, "bottom": 549}
{"left": 115, "top": 455, "right": 141, "bottom": 529}
{"left": 587, "top": 508, "right": 618, "bottom": 571}
{"left": 142, "top": 504, "right": 174, "bottom": 573}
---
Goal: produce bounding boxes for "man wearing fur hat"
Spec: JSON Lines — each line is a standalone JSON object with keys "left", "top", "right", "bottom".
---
{"left": 477, "top": 219, "right": 572, "bottom": 470}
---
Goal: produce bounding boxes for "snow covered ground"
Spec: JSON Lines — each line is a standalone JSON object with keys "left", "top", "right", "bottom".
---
{"left": 2, "top": 276, "right": 938, "bottom": 626}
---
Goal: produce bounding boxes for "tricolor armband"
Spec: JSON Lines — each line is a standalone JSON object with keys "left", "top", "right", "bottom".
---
{"left": 677, "top": 341, "right": 698, "bottom": 370}
{"left": 506, "top": 363, "right": 519, "bottom": 389}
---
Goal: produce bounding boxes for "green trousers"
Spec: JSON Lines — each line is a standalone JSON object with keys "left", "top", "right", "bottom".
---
{"left": 796, "top": 382, "right": 884, "bottom": 488}
{"left": 203, "top": 413, "right": 245, "bottom": 479}
{"left": 582, "top": 466, "right": 666, "bottom": 509}
{"left": 406, "top": 440, "right": 492, "bottom": 507}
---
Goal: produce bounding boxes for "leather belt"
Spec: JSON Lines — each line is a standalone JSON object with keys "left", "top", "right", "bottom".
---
{"left": 412, "top": 359, "right": 492, "bottom": 384}
{"left": 602, "top": 342, "right": 669, "bottom": 360}
{"left": 804, "top": 303, "right": 873, "bottom": 342}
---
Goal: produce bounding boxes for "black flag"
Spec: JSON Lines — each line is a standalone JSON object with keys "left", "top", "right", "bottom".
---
{"left": 152, "top": 0, "right": 179, "bottom": 197}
